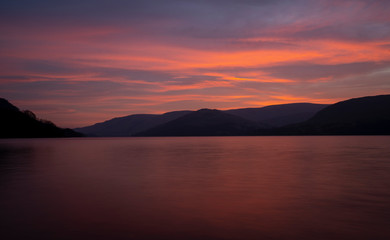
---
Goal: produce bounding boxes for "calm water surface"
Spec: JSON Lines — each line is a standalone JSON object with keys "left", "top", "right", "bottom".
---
{"left": 1, "top": 136, "right": 390, "bottom": 240}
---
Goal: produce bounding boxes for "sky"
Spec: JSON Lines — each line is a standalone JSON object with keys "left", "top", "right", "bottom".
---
{"left": 1, "top": 0, "right": 390, "bottom": 128}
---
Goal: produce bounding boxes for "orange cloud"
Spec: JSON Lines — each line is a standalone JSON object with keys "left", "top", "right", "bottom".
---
{"left": 2, "top": 4, "right": 390, "bottom": 128}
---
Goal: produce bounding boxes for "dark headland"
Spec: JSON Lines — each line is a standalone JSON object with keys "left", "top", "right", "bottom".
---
{"left": 0, "top": 98, "right": 82, "bottom": 138}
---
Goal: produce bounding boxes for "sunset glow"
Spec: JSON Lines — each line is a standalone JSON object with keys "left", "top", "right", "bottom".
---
{"left": 1, "top": 0, "right": 390, "bottom": 127}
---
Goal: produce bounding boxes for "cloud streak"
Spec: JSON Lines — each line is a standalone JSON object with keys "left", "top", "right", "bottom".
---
{"left": 1, "top": 0, "right": 390, "bottom": 127}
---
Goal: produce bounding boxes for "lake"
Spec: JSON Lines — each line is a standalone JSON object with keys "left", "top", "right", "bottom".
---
{"left": 1, "top": 136, "right": 390, "bottom": 240}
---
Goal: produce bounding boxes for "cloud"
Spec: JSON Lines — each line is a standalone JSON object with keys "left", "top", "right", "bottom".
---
{"left": 2, "top": 0, "right": 388, "bottom": 43}
{"left": 1, "top": 0, "right": 390, "bottom": 127}
{"left": 261, "top": 61, "right": 390, "bottom": 81}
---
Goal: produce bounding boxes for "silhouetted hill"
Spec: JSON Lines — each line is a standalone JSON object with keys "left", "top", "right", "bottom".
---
{"left": 0, "top": 98, "right": 83, "bottom": 138}
{"left": 267, "top": 94, "right": 390, "bottom": 135}
{"left": 75, "top": 103, "right": 327, "bottom": 136}
{"left": 0, "top": 98, "right": 20, "bottom": 112}
{"left": 225, "top": 103, "right": 328, "bottom": 127}
{"left": 136, "top": 109, "right": 260, "bottom": 136}
{"left": 75, "top": 111, "right": 191, "bottom": 136}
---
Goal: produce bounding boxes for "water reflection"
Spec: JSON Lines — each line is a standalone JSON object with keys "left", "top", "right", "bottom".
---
{"left": 0, "top": 137, "right": 390, "bottom": 240}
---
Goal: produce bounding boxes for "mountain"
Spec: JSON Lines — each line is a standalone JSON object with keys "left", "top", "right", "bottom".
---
{"left": 74, "top": 111, "right": 191, "bottom": 136}
{"left": 0, "top": 98, "right": 82, "bottom": 138}
{"left": 0, "top": 98, "right": 20, "bottom": 112}
{"left": 136, "top": 109, "right": 260, "bottom": 136}
{"left": 76, "top": 103, "right": 327, "bottom": 137}
{"left": 225, "top": 103, "right": 328, "bottom": 128}
{"left": 267, "top": 94, "right": 390, "bottom": 135}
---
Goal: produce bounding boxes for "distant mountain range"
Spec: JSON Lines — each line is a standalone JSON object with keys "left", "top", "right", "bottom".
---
{"left": 76, "top": 94, "right": 390, "bottom": 136}
{"left": 75, "top": 102, "right": 329, "bottom": 136}
{"left": 137, "top": 109, "right": 259, "bottom": 136}
{"left": 0, "top": 98, "right": 82, "bottom": 138}
{"left": 225, "top": 103, "right": 328, "bottom": 127}
{"left": 74, "top": 110, "right": 192, "bottom": 137}
{"left": 3, "top": 94, "right": 388, "bottom": 138}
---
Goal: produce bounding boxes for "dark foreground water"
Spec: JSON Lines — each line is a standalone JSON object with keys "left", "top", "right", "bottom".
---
{"left": 1, "top": 136, "right": 390, "bottom": 240}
